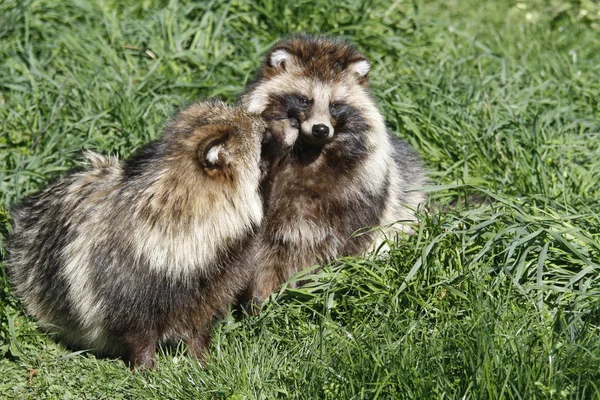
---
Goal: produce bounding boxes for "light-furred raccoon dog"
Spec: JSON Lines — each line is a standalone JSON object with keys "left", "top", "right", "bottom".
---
{"left": 6, "top": 101, "right": 295, "bottom": 368}
{"left": 239, "top": 35, "right": 426, "bottom": 303}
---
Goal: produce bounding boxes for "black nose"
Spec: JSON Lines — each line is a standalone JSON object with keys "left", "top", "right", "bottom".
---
{"left": 312, "top": 124, "right": 330, "bottom": 139}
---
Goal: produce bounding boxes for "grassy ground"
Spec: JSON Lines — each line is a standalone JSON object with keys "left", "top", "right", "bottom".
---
{"left": 1, "top": 0, "right": 599, "bottom": 398}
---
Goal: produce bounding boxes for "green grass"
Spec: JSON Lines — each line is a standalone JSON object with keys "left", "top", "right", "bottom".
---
{"left": 1, "top": 0, "right": 599, "bottom": 398}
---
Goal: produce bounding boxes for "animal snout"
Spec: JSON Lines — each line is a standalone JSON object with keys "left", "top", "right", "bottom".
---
{"left": 312, "top": 124, "right": 330, "bottom": 139}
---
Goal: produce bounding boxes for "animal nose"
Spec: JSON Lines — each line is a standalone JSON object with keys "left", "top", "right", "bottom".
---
{"left": 312, "top": 124, "right": 330, "bottom": 139}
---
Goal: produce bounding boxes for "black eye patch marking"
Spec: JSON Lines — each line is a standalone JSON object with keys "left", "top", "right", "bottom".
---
{"left": 296, "top": 95, "right": 310, "bottom": 107}
{"left": 329, "top": 103, "right": 370, "bottom": 136}
{"left": 265, "top": 93, "right": 313, "bottom": 121}
{"left": 329, "top": 101, "right": 349, "bottom": 118}
{"left": 285, "top": 93, "right": 312, "bottom": 112}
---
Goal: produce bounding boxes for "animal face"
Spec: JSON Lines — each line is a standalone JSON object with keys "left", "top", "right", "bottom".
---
{"left": 244, "top": 36, "right": 381, "bottom": 148}
{"left": 262, "top": 84, "right": 369, "bottom": 146}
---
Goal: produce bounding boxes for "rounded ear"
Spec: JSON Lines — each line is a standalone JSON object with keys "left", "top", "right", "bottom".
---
{"left": 268, "top": 48, "right": 294, "bottom": 71}
{"left": 204, "top": 143, "right": 224, "bottom": 167}
{"left": 196, "top": 125, "right": 232, "bottom": 169}
{"left": 348, "top": 59, "right": 370, "bottom": 81}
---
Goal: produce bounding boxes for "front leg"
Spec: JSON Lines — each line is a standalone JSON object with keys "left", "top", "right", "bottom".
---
{"left": 236, "top": 272, "right": 279, "bottom": 316}
{"left": 186, "top": 321, "right": 212, "bottom": 361}
{"left": 238, "top": 256, "right": 292, "bottom": 316}
{"left": 124, "top": 332, "right": 158, "bottom": 369}
{"left": 236, "top": 280, "right": 264, "bottom": 316}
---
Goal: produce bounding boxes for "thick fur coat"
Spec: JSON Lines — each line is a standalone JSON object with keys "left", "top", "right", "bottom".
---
{"left": 239, "top": 35, "right": 426, "bottom": 303}
{"left": 7, "top": 101, "right": 277, "bottom": 367}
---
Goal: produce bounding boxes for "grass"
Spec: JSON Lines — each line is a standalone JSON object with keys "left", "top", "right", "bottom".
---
{"left": 1, "top": 0, "right": 599, "bottom": 398}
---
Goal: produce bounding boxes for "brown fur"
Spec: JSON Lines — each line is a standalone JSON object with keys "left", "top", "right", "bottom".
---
{"left": 261, "top": 39, "right": 369, "bottom": 84}
{"left": 6, "top": 101, "right": 282, "bottom": 368}
{"left": 238, "top": 36, "right": 426, "bottom": 310}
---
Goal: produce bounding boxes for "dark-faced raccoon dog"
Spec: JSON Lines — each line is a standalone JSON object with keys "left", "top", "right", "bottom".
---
{"left": 6, "top": 101, "right": 295, "bottom": 368}
{"left": 238, "top": 35, "right": 426, "bottom": 304}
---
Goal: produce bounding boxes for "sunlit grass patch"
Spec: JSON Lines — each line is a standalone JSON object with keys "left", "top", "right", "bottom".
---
{"left": 1, "top": 0, "right": 599, "bottom": 398}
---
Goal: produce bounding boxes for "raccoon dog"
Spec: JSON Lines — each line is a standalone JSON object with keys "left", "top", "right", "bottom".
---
{"left": 239, "top": 35, "right": 426, "bottom": 302}
{"left": 6, "top": 101, "right": 292, "bottom": 368}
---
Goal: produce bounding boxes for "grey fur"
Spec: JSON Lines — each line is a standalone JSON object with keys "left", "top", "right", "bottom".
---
{"left": 6, "top": 101, "right": 274, "bottom": 367}
{"left": 238, "top": 35, "right": 427, "bottom": 304}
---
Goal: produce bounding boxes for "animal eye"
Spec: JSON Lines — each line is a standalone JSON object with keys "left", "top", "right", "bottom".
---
{"left": 296, "top": 96, "right": 310, "bottom": 105}
{"left": 329, "top": 102, "right": 344, "bottom": 113}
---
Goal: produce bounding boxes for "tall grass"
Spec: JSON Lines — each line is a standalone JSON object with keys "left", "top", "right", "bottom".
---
{"left": 1, "top": 0, "right": 599, "bottom": 398}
